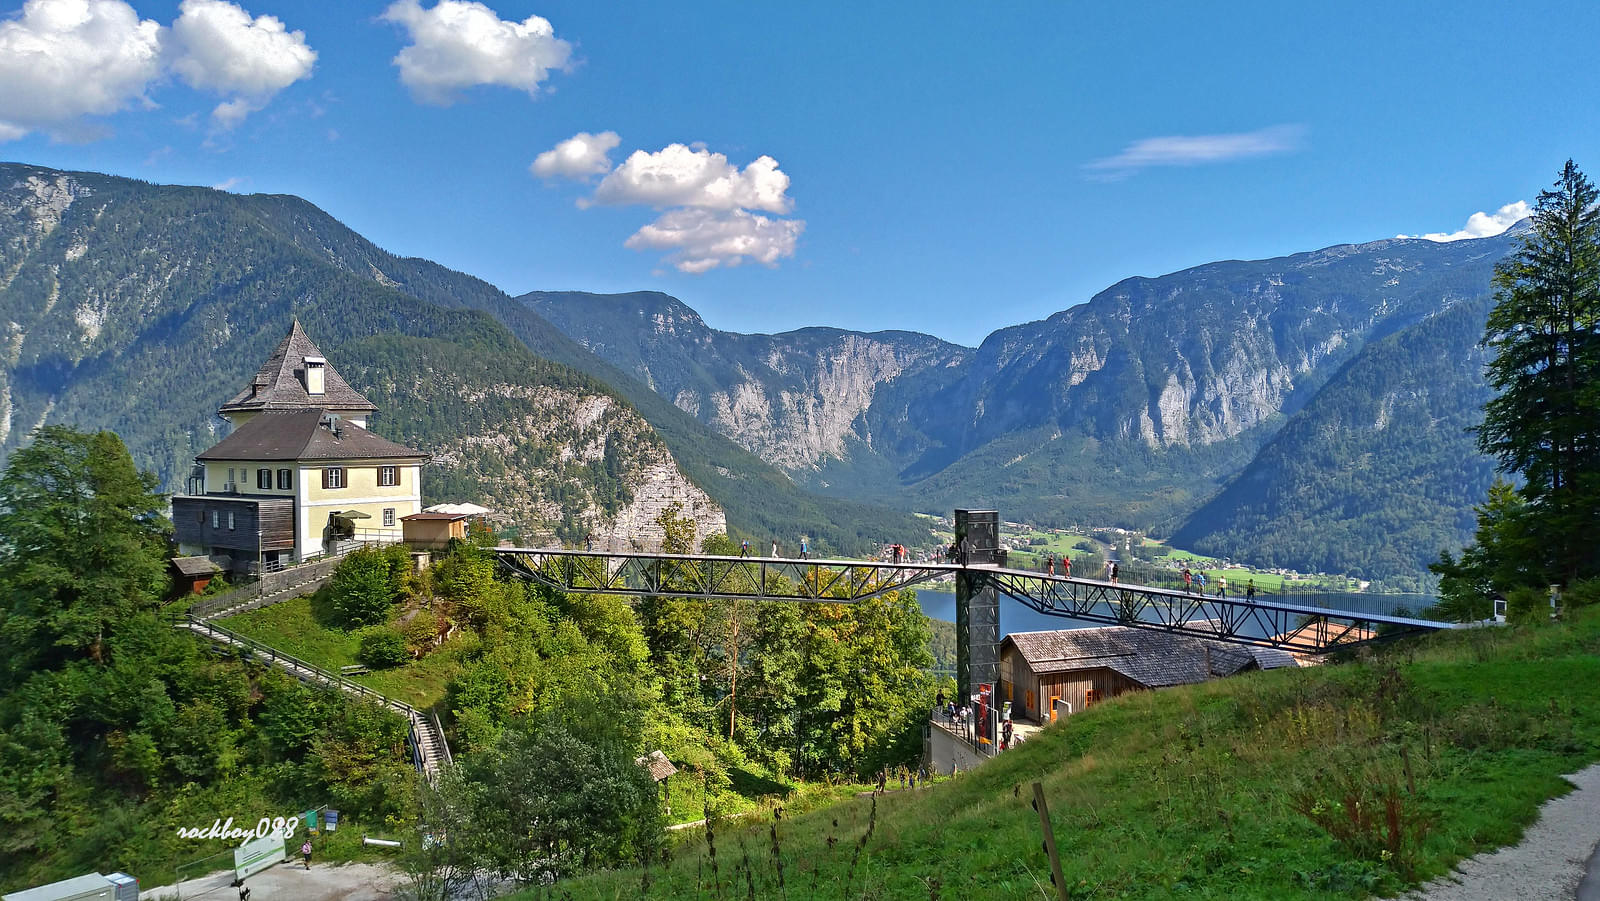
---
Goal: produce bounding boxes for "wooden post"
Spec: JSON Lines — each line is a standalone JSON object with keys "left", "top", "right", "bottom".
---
{"left": 1031, "top": 781, "right": 1069, "bottom": 901}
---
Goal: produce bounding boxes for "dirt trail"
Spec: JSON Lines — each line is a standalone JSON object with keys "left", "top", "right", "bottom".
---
{"left": 1407, "top": 763, "right": 1600, "bottom": 901}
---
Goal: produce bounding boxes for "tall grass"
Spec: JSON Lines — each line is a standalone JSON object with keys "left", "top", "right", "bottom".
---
{"left": 520, "top": 607, "right": 1600, "bottom": 899}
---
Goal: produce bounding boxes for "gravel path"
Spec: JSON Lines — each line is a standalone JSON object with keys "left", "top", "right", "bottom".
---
{"left": 1407, "top": 763, "right": 1600, "bottom": 901}
{"left": 141, "top": 861, "right": 403, "bottom": 900}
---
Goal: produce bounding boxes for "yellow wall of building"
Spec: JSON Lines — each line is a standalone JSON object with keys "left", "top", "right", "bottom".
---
{"left": 302, "top": 462, "right": 420, "bottom": 502}
{"left": 204, "top": 461, "right": 297, "bottom": 495}
{"left": 315, "top": 499, "right": 422, "bottom": 533}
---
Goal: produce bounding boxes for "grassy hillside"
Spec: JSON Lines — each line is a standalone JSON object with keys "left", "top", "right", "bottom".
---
{"left": 537, "top": 607, "right": 1600, "bottom": 899}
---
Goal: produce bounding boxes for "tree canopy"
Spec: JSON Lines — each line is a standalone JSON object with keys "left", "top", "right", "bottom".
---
{"left": 1434, "top": 160, "right": 1600, "bottom": 617}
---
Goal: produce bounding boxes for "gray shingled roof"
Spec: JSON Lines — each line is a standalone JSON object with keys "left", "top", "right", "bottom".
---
{"left": 170, "top": 555, "right": 221, "bottom": 576}
{"left": 635, "top": 750, "right": 677, "bottom": 782}
{"left": 1002, "top": 626, "right": 1297, "bottom": 688}
{"left": 219, "top": 320, "right": 377, "bottom": 417}
{"left": 197, "top": 409, "right": 426, "bottom": 462}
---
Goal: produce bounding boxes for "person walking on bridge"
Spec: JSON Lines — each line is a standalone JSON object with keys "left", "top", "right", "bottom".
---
{"left": 1195, "top": 571, "right": 1207, "bottom": 594}
{"left": 739, "top": 539, "right": 750, "bottom": 557}
{"left": 1045, "top": 555, "right": 1054, "bottom": 575}
{"left": 1062, "top": 554, "right": 1071, "bottom": 578}
{"left": 1217, "top": 575, "right": 1228, "bottom": 598}
{"left": 800, "top": 536, "right": 810, "bottom": 559}
{"left": 1246, "top": 578, "right": 1256, "bottom": 601}
{"left": 771, "top": 539, "right": 779, "bottom": 557}
{"left": 1182, "top": 567, "right": 1194, "bottom": 594}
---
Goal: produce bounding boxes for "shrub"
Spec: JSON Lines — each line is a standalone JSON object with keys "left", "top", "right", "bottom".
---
{"left": 1561, "top": 578, "right": 1600, "bottom": 610}
{"left": 1505, "top": 585, "right": 1554, "bottom": 624}
{"left": 359, "top": 627, "right": 412, "bottom": 669}
{"left": 404, "top": 609, "right": 440, "bottom": 656}
{"left": 330, "top": 545, "right": 411, "bottom": 628}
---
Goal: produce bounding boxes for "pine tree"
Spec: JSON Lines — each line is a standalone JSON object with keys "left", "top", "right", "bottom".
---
{"left": 0, "top": 427, "right": 170, "bottom": 683}
{"left": 1476, "top": 160, "right": 1600, "bottom": 586}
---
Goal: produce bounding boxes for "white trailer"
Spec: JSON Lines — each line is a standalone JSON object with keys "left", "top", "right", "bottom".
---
{"left": 2, "top": 872, "right": 138, "bottom": 901}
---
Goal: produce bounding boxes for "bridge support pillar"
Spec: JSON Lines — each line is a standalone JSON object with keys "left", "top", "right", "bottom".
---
{"left": 954, "top": 509, "right": 1001, "bottom": 704}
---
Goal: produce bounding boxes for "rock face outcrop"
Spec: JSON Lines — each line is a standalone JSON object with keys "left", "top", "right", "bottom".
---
{"left": 520, "top": 290, "right": 971, "bottom": 479}
{"left": 600, "top": 461, "right": 725, "bottom": 552}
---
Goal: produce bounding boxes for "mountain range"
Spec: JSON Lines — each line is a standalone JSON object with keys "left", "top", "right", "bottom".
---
{"left": 0, "top": 162, "right": 1515, "bottom": 582}
{"left": 524, "top": 233, "right": 1515, "bottom": 586}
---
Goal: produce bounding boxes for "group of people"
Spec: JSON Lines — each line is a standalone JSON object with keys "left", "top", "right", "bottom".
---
{"left": 935, "top": 690, "right": 1021, "bottom": 750}
{"left": 1041, "top": 553, "right": 1072, "bottom": 577}
{"left": 735, "top": 537, "right": 812, "bottom": 558}
{"left": 1180, "top": 566, "right": 1256, "bottom": 599}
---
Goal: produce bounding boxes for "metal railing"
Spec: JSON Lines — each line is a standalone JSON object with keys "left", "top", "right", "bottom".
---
{"left": 179, "top": 615, "right": 453, "bottom": 780}
{"left": 183, "top": 615, "right": 418, "bottom": 717}
{"left": 929, "top": 706, "right": 998, "bottom": 759}
{"left": 187, "top": 556, "right": 342, "bottom": 619}
{"left": 430, "top": 709, "right": 454, "bottom": 769}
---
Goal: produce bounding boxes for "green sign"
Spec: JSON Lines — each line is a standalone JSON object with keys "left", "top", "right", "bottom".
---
{"left": 234, "top": 832, "right": 286, "bottom": 881}
{"left": 302, "top": 809, "right": 319, "bottom": 833}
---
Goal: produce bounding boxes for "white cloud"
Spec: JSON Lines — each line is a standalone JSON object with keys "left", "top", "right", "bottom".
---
{"left": 624, "top": 208, "right": 804, "bottom": 273}
{"left": 169, "top": 0, "right": 316, "bottom": 128}
{"left": 0, "top": 0, "right": 164, "bottom": 141}
{"left": 531, "top": 130, "right": 619, "bottom": 179}
{"left": 212, "top": 176, "right": 243, "bottom": 190}
{"left": 1405, "top": 201, "right": 1531, "bottom": 242}
{"left": 592, "top": 144, "right": 793, "bottom": 213}
{"left": 381, "top": 0, "right": 571, "bottom": 105}
{"left": 1085, "top": 125, "right": 1305, "bottom": 177}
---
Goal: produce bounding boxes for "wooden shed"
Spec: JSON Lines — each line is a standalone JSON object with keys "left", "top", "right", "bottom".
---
{"left": 170, "top": 555, "right": 222, "bottom": 595}
{"left": 401, "top": 511, "right": 471, "bottom": 550}
{"left": 999, "top": 626, "right": 1297, "bottom": 722}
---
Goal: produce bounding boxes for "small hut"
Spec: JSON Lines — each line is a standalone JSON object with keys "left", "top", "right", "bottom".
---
{"left": 170, "top": 555, "right": 222, "bottom": 595}
{"left": 401, "top": 511, "right": 472, "bottom": 550}
{"left": 636, "top": 750, "right": 678, "bottom": 814}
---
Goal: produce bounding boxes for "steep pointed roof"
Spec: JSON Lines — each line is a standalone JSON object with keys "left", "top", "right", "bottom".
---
{"left": 219, "top": 321, "right": 377, "bottom": 418}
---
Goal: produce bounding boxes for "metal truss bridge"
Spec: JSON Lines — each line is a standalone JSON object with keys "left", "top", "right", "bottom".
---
{"left": 495, "top": 538, "right": 1450, "bottom": 699}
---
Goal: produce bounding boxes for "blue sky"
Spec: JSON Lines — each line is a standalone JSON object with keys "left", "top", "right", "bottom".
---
{"left": 2, "top": 0, "right": 1595, "bottom": 347}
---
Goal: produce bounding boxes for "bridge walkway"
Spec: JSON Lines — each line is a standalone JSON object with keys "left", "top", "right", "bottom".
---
{"left": 493, "top": 547, "right": 1451, "bottom": 655}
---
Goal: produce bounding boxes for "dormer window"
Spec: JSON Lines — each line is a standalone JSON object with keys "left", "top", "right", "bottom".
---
{"left": 304, "top": 356, "right": 326, "bottom": 396}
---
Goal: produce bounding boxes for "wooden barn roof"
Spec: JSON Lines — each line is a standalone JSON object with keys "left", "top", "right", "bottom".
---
{"left": 170, "top": 555, "right": 222, "bottom": 577}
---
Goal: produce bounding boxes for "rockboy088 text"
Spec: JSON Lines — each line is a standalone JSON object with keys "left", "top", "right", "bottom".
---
{"left": 176, "top": 816, "right": 299, "bottom": 842}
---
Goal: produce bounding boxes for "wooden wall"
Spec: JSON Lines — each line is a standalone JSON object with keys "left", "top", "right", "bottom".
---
{"left": 173, "top": 496, "right": 296, "bottom": 553}
{"left": 999, "top": 643, "right": 1147, "bottom": 722}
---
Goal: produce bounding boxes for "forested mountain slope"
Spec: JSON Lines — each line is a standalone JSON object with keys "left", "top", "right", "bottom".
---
{"left": 1171, "top": 296, "right": 1499, "bottom": 585}
{"left": 0, "top": 163, "right": 720, "bottom": 546}
{"left": 0, "top": 163, "right": 927, "bottom": 553}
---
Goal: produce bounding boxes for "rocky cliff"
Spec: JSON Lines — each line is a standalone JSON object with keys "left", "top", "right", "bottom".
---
{"left": 520, "top": 291, "right": 971, "bottom": 483}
